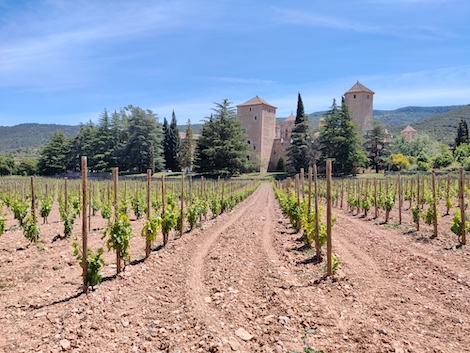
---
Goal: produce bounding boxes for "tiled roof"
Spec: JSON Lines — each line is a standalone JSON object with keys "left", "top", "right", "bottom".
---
{"left": 345, "top": 81, "right": 375, "bottom": 94}
{"left": 237, "top": 96, "right": 277, "bottom": 108}
{"left": 285, "top": 113, "right": 295, "bottom": 121}
{"left": 401, "top": 125, "right": 417, "bottom": 133}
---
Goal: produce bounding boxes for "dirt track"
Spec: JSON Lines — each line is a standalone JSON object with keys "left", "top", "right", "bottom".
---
{"left": 1, "top": 183, "right": 470, "bottom": 352}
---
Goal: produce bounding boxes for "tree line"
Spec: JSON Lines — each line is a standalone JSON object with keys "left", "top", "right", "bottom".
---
{"left": 2, "top": 96, "right": 468, "bottom": 177}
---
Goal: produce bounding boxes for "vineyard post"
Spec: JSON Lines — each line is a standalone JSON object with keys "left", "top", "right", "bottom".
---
{"left": 364, "top": 179, "right": 369, "bottom": 218}
{"left": 340, "top": 179, "right": 344, "bottom": 209}
{"left": 113, "top": 167, "right": 121, "bottom": 272}
{"left": 374, "top": 178, "right": 378, "bottom": 219}
{"left": 88, "top": 183, "right": 92, "bottom": 232}
{"left": 307, "top": 167, "right": 312, "bottom": 213}
{"left": 385, "top": 176, "right": 390, "bottom": 223}
{"left": 189, "top": 175, "right": 192, "bottom": 205}
{"left": 30, "top": 176, "right": 37, "bottom": 243}
{"left": 313, "top": 165, "right": 321, "bottom": 259}
{"left": 398, "top": 173, "right": 402, "bottom": 224}
{"left": 64, "top": 177, "right": 68, "bottom": 214}
{"left": 81, "top": 157, "right": 88, "bottom": 292}
{"left": 416, "top": 173, "right": 420, "bottom": 231}
{"left": 295, "top": 174, "right": 300, "bottom": 207}
{"left": 300, "top": 168, "right": 305, "bottom": 202}
{"left": 432, "top": 170, "right": 438, "bottom": 238}
{"left": 162, "top": 175, "right": 167, "bottom": 245}
{"left": 113, "top": 168, "right": 118, "bottom": 216}
{"left": 356, "top": 180, "right": 361, "bottom": 216}
{"left": 180, "top": 173, "right": 184, "bottom": 237}
{"left": 146, "top": 169, "right": 152, "bottom": 258}
{"left": 446, "top": 173, "right": 451, "bottom": 215}
{"left": 326, "top": 160, "right": 333, "bottom": 276}
{"left": 410, "top": 178, "right": 414, "bottom": 209}
{"left": 459, "top": 168, "right": 466, "bottom": 245}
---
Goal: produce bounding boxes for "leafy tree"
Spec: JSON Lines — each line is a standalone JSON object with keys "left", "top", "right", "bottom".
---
{"left": 277, "top": 157, "right": 286, "bottom": 172}
{"left": 363, "top": 122, "right": 391, "bottom": 173}
{"left": 17, "top": 157, "right": 38, "bottom": 175}
{"left": 319, "top": 98, "right": 367, "bottom": 175}
{"left": 37, "top": 131, "right": 70, "bottom": 175}
{"left": 287, "top": 93, "right": 315, "bottom": 172}
{"left": 454, "top": 143, "right": 470, "bottom": 164}
{"left": 455, "top": 119, "right": 469, "bottom": 147}
{"left": 0, "top": 154, "right": 16, "bottom": 175}
{"left": 163, "top": 111, "right": 181, "bottom": 171}
{"left": 178, "top": 119, "right": 196, "bottom": 171}
{"left": 388, "top": 153, "right": 410, "bottom": 171}
{"left": 433, "top": 151, "right": 453, "bottom": 169}
{"left": 390, "top": 133, "right": 439, "bottom": 158}
{"left": 125, "top": 107, "right": 164, "bottom": 173}
{"left": 195, "top": 99, "right": 251, "bottom": 176}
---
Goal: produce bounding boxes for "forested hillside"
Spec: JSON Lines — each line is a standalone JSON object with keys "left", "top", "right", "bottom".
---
{"left": 0, "top": 124, "right": 80, "bottom": 156}
{"left": 389, "top": 105, "right": 470, "bottom": 145}
{"left": 1, "top": 105, "right": 468, "bottom": 157}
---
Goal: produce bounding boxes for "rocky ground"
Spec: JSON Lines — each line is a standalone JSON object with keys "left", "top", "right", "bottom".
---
{"left": 1, "top": 183, "right": 470, "bottom": 353}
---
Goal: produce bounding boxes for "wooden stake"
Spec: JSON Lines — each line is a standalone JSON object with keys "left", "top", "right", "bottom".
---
{"left": 146, "top": 169, "right": 152, "bottom": 258}
{"left": 326, "top": 160, "right": 333, "bottom": 276}
{"left": 81, "top": 157, "right": 88, "bottom": 291}
{"left": 313, "top": 165, "right": 320, "bottom": 259}
{"left": 460, "top": 168, "right": 466, "bottom": 245}
{"left": 432, "top": 170, "right": 438, "bottom": 238}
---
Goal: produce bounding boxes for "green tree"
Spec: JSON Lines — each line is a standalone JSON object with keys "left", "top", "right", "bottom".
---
{"left": 163, "top": 111, "right": 181, "bottom": 171}
{"left": 319, "top": 98, "right": 367, "bottom": 175}
{"left": 195, "top": 99, "right": 251, "bottom": 176}
{"left": 363, "top": 122, "right": 391, "bottom": 173}
{"left": 37, "top": 131, "right": 70, "bottom": 175}
{"left": 17, "top": 157, "right": 38, "bottom": 175}
{"left": 276, "top": 157, "right": 286, "bottom": 172}
{"left": 287, "top": 93, "right": 315, "bottom": 171}
{"left": 126, "top": 107, "right": 164, "bottom": 173}
{"left": 0, "top": 154, "right": 16, "bottom": 176}
{"left": 455, "top": 119, "right": 469, "bottom": 147}
{"left": 178, "top": 119, "right": 196, "bottom": 171}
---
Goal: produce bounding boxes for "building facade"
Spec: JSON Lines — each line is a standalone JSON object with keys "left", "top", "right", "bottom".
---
{"left": 343, "top": 81, "right": 374, "bottom": 134}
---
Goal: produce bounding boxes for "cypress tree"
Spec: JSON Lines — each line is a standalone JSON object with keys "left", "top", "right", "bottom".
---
{"left": 287, "top": 93, "right": 314, "bottom": 171}
{"left": 455, "top": 119, "right": 469, "bottom": 147}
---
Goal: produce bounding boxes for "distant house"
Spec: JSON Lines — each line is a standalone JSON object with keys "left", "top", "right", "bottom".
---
{"left": 400, "top": 125, "right": 417, "bottom": 142}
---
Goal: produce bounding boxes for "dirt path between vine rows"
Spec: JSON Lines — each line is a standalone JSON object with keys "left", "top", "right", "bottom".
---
{"left": 1, "top": 182, "right": 470, "bottom": 353}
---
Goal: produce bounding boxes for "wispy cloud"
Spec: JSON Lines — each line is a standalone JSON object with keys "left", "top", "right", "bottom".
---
{"left": 214, "top": 77, "right": 278, "bottom": 85}
{"left": 273, "top": 8, "right": 455, "bottom": 40}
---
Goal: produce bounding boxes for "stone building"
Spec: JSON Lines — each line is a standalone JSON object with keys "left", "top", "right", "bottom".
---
{"left": 236, "top": 82, "right": 375, "bottom": 172}
{"left": 400, "top": 125, "right": 417, "bottom": 142}
{"left": 236, "top": 96, "right": 279, "bottom": 173}
{"left": 343, "top": 81, "right": 374, "bottom": 134}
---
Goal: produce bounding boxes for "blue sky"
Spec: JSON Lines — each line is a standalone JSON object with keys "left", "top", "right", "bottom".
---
{"left": 0, "top": 0, "right": 469, "bottom": 126}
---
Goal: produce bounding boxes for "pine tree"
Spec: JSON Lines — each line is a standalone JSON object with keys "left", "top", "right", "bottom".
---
{"left": 319, "top": 98, "right": 367, "bottom": 175}
{"left": 455, "top": 119, "right": 469, "bottom": 147}
{"left": 363, "top": 122, "right": 391, "bottom": 173}
{"left": 163, "top": 112, "right": 181, "bottom": 171}
{"left": 126, "top": 107, "right": 164, "bottom": 173}
{"left": 37, "top": 131, "right": 71, "bottom": 175}
{"left": 178, "top": 119, "right": 196, "bottom": 171}
{"left": 287, "top": 93, "right": 314, "bottom": 171}
{"left": 195, "top": 99, "right": 251, "bottom": 176}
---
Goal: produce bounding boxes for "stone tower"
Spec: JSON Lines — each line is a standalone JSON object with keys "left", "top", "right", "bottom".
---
{"left": 236, "top": 96, "right": 277, "bottom": 173}
{"left": 344, "top": 81, "right": 374, "bottom": 134}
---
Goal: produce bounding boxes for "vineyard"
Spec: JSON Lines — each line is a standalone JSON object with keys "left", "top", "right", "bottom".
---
{"left": 1, "top": 167, "right": 470, "bottom": 352}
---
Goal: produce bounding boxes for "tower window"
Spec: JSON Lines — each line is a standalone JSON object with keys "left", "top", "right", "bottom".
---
{"left": 249, "top": 108, "right": 251, "bottom": 111}
{"left": 247, "top": 140, "right": 251, "bottom": 144}
{"left": 354, "top": 94, "right": 356, "bottom": 99}
{"left": 254, "top": 115, "right": 257, "bottom": 121}
{"left": 253, "top": 145, "right": 256, "bottom": 150}
{"left": 367, "top": 95, "right": 370, "bottom": 99}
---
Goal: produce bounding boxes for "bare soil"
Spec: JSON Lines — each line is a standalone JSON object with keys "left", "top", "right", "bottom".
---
{"left": 1, "top": 183, "right": 470, "bottom": 353}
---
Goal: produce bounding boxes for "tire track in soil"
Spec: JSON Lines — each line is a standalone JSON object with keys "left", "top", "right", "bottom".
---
{"left": 187, "top": 183, "right": 302, "bottom": 351}
{"left": 332, "top": 212, "right": 470, "bottom": 352}
{"left": 186, "top": 183, "right": 269, "bottom": 345}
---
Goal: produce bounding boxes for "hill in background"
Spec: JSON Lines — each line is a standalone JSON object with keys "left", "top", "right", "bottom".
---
{"left": 1, "top": 105, "right": 469, "bottom": 157}
{"left": 0, "top": 124, "right": 80, "bottom": 157}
